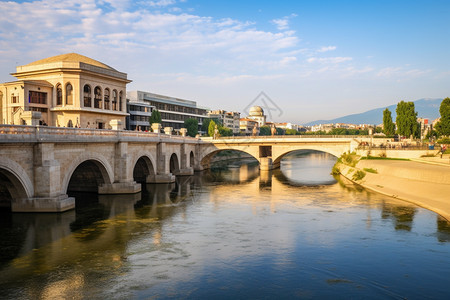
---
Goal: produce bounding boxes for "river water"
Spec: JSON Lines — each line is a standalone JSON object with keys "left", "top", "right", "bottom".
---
{"left": 1, "top": 151, "right": 450, "bottom": 299}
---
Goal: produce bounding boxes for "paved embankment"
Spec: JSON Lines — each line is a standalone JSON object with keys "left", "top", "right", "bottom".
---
{"left": 338, "top": 157, "right": 450, "bottom": 221}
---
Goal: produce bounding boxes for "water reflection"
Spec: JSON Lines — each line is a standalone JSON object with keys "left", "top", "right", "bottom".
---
{"left": 1, "top": 153, "right": 450, "bottom": 299}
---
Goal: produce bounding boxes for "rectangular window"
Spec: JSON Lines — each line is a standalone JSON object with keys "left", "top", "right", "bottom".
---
{"left": 29, "top": 91, "right": 47, "bottom": 104}
{"left": 11, "top": 96, "right": 18, "bottom": 103}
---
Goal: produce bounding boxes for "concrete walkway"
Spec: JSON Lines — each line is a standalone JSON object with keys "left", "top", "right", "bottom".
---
{"left": 339, "top": 156, "right": 450, "bottom": 221}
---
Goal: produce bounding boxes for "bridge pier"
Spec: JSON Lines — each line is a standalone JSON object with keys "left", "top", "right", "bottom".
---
{"left": 12, "top": 195, "right": 75, "bottom": 213}
{"left": 13, "top": 143, "right": 76, "bottom": 212}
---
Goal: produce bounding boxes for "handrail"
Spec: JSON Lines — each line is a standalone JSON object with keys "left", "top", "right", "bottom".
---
{"left": 0, "top": 125, "right": 200, "bottom": 143}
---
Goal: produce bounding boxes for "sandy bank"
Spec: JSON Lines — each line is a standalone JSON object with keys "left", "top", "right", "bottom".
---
{"left": 338, "top": 159, "right": 450, "bottom": 221}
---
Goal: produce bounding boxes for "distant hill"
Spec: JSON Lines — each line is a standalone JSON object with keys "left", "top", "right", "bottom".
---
{"left": 304, "top": 98, "right": 442, "bottom": 126}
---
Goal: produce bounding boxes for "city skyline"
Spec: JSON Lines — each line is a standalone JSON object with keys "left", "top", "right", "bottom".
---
{"left": 1, "top": 0, "right": 449, "bottom": 123}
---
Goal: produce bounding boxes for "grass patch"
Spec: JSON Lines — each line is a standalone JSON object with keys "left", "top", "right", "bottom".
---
{"left": 352, "top": 170, "right": 366, "bottom": 181}
{"left": 363, "top": 168, "right": 378, "bottom": 174}
{"left": 331, "top": 165, "right": 340, "bottom": 175}
{"left": 338, "top": 152, "right": 359, "bottom": 167}
{"left": 361, "top": 156, "right": 410, "bottom": 161}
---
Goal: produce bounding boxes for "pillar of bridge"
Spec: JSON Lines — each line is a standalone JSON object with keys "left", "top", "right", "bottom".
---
{"left": 146, "top": 142, "right": 176, "bottom": 183}
{"left": 12, "top": 143, "right": 75, "bottom": 212}
{"left": 99, "top": 142, "right": 141, "bottom": 194}
{"left": 259, "top": 157, "right": 274, "bottom": 171}
{"left": 176, "top": 143, "right": 194, "bottom": 176}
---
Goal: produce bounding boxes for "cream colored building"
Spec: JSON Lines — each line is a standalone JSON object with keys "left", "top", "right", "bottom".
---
{"left": 247, "top": 106, "right": 266, "bottom": 127}
{"left": 0, "top": 53, "right": 130, "bottom": 129}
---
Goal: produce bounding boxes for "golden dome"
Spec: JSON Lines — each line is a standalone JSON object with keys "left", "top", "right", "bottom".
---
{"left": 249, "top": 106, "right": 264, "bottom": 116}
{"left": 24, "top": 53, "right": 116, "bottom": 71}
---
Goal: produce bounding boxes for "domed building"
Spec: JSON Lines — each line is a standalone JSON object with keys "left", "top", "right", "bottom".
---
{"left": 247, "top": 105, "right": 266, "bottom": 127}
{"left": 0, "top": 53, "right": 130, "bottom": 129}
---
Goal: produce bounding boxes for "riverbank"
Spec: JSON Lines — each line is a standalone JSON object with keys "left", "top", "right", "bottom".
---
{"left": 337, "top": 154, "right": 450, "bottom": 221}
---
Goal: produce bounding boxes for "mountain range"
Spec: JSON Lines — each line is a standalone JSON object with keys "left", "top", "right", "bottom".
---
{"left": 303, "top": 98, "right": 443, "bottom": 126}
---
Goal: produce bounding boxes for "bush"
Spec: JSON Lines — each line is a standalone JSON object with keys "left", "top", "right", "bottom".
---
{"left": 363, "top": 168, "right": 378, "bottom": 174}
{"left": 331, "top": 165, "right": 340, "bottom": 175}
{"left": 352, "top": 170, "right": 366, "bottom": 181}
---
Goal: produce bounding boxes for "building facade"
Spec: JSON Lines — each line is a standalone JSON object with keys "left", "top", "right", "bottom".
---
{"left": 207, "top": 109, "right": 241, "bottom": 134}
{"left": 247, "top": 106, "right": 266, "bottom": 127}
{"left": 240, "top": 118, "right": 259, "bottom": 135}
{"left": 0, "top": 53, "right": 130, "bottom": 129}
{"left": 127, "top": 91, "right": 207, "bottom": 133}
{"left": 126, "top": 101, "right": 153, "bottom": 131}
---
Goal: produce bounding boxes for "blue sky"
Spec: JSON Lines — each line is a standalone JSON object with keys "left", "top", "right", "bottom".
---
{"left": 1, "top": 0, "right": 449, "bottom": 123}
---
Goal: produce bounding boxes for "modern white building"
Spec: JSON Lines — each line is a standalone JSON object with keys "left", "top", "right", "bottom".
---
{"left": 126, "top": 100, "right": 153, "bottom": 131}
{"left": 127, "top": 91, "right": 207, "bottom": 133}
{"left": 207, "top": 109, "right": 241, "bottom": 134}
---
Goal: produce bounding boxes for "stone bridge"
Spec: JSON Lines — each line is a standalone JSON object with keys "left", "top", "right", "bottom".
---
{"left": 0, "top": 126, "right": 366, "bottom": 213}
{"left": 0, "top": 125, "right": 201, "bottom": 212}
{"left": 199, "top": 136, "right": 363, "bottom": 170}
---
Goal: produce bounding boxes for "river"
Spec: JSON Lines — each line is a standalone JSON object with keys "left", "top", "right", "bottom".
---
{"left": 0, "top": 150, "right": 449, "bottom": 299}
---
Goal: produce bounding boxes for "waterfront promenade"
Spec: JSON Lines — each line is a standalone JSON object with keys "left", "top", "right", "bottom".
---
{"left": 339, "top": 155, "right": 450, "bottom": 221}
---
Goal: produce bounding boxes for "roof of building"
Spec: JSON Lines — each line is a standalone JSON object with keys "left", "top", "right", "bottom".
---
{"left": 23, "top": 53, "right": 116, "bottom": 71}
{"left": 249, "top": 106, "right": 264, "bottom": 116}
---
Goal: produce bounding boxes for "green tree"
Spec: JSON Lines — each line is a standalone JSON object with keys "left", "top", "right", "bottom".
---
{"left": 435, "top": 97, "right": 450, "bottom": 137}
{"left": 395, "top": 101, "right": 418, "bottom": 138}
{"left": 184, "top": 118, "right": 198, "bottom": 137}
{"left": 259, "top": 126, "right": 271, "bottom": 136}
{"left": 383, "top": 108, "right": 395, "bottom": 136}
{"left": 208, "top": 120, "right": 216, "bottom": 137}
{"left": 219, "top": 126, "right": 233, "bottom": 136}
{"left": 149, "top": 109, "right": 161, "bottom": 125}
{"left": 276, "top": 128, "right": 284, "bottom": 135}
{"left": 285, "top": 129, "right": 298, "bottom": 135}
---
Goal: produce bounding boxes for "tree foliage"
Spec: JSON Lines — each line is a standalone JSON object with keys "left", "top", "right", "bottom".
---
{"left": 395, "top": 101, "right": 418, "bottom": 138}
{"left": 259, "top": 126, "right": 271, "bottom": 136}
{"left": 219, "top": 126, "right": 233, "bottom": 136}
{"left": 382, "top": 108, "right": 395, "bottom": 136}
{"left": 149, "top": 109, "right": 161, "bottom": 125}
{"left": 208, "top": 120, "right": 216, "bottom": 137}
{"left": 285, "top": 129, "right": 299, "bottom": 135}
{"left": 202, "top": 118, "right": 222, "bottom": 134}
{"left": 435, "top": 97, "right": 450, "bottom": 137}
{"left": 184, "top": 118, "right": 198, "bottom": 137}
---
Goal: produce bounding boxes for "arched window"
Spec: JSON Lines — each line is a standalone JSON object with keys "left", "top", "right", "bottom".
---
{"left": 112, "top": 90, "right": 118, "bottom": 110}
{"left": 83, "top": 85, "right": 92, "bottom": 107}
{"left": 94, "top": 86, "right": 102, "bottom": 109}
{"left": 66, "top": 83, "right": 73, "bottom": 105}
{"left": 56, "top": 84, "right": 62, "bottom": 106}
{"left": 104, "top": 88, "right": 110, "bottom": 110}
{"left": 67, "top": 120, "right": 73, "bottom": 127}
{"left": 119, "top": 91, "right": 123, "bottom": 112}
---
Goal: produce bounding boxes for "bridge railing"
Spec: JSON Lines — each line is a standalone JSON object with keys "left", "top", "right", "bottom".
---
{"left": 0, "top": 125, "right": 200, "bottom": 143}
{"left": 202, "top": 135, "right": 371, "bottom": 140}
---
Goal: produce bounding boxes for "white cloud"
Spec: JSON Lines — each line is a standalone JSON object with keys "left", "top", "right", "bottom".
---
{"left": 317, "top": 46, "right": 336, "bottom": 52}
{"left": 271, "top": 14, "right": 297, "bottom": 31}
{"left": 376, "top": 67, "right": 431, "bottom": 79}
{"left": 307, "top": 57, "right": 352, "bottom": 64}
{"left": 148, "top": 0, "right": 177, "bottom": 7}
{"left": 272, "top": 18, "right": 289, "bottom": 30}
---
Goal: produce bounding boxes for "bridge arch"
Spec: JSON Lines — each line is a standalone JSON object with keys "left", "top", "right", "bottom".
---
{"left": 130, "top": 151, "right": 157, "bottom": 182}
{"left": 189, "top": 151, "right": 194, "bottom": 168}
{"left": 170, "top": 153, "right": 180, "bottom": 174}
{"left": 0, "top": 157, "right": 33, "bottom": 208}
{"left": 200, "top": 149, "right": 259, "bottom": 170}
{"left": 62, "top": 153, "right": 114, "bottom": 194}
{"left": 272, "top": 146, "right": 342, "bottom": 167}
{"left": 133, "top": 155, "right": 156, "bottom": 183}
